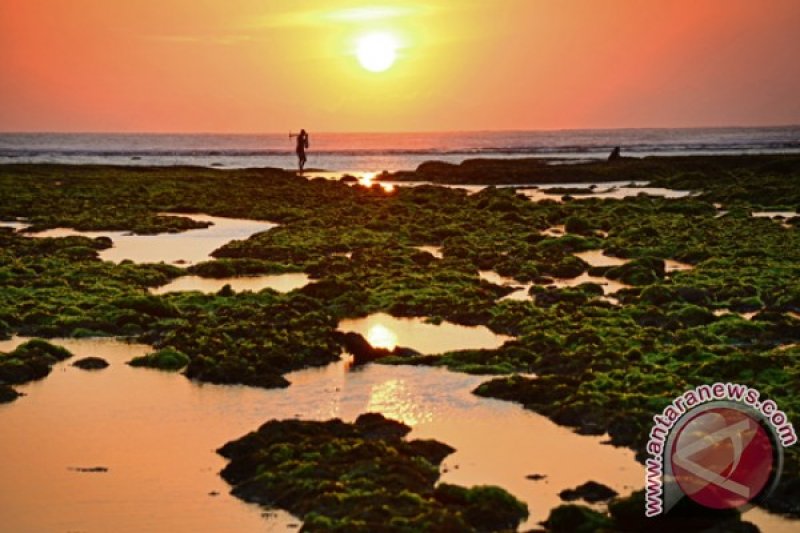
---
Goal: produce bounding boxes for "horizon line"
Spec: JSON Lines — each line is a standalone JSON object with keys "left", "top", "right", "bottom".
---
{"left": 1, "top": 123, "right": 799, "bottom": 136}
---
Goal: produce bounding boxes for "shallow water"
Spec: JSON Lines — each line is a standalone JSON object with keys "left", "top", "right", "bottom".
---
{"left": 574, "top": 250, "right": 629, "bottom": 267}
{"left": 0, "top": 337, "right": 280, "bottom": 533}
{"left": 414, "top": 245, "right": 444, "bottom": 259}
{"left": 309, "top": 172, "right": 693, "bottom": 202}
{"left": 549, "top": 272, "right": 630, "bottom": 296}
{"left": 713, "top": 309, "right": 758, "bottom": 320}
{"left": 518, "top": 181, "right": 692, "bottom": 202}
{"left": 3, "top": 205, "right": 796, "bottom": 532}
{"left": 542, "top": 225, "right": 566, "bottom": 237}
{"left": 26, "top": 213, "right": 276, "bottom": 265}
{"left": 479, "top": 268, "right": 629, "bottom": 301}
{"left": 0, "top": 219, "right": 29, "bottom": 231}
{"left": 664, "top": 259, "right": 695, "bottom": 272}
{"left": 0, "top": 333, "right": 638, "bottom": 532}
{"left": 337, "top": 312, "right": 512, "bottom": 353}
{"left": 751, "top": 210, "right": 797, "bottom": 219}
{"left": 310, "top": 170, "right": 398, "bottom": 192}
{"left": 150, "top": 273, "right": 311, "bottom": 295}
{"left": 479, "top": 270, "right": 533, "bottom": 301}
{"left": 1, "top": 329, "right": 795, "bottom": 531}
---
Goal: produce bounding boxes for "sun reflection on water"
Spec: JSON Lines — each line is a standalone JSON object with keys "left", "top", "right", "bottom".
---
{"left": 366, "top": 379, "right": 433, "bottom": 426}
{"left": 357, "top": 171, "right": 395, "bottom": 192}
{"left": 366, "top": 324, "right": 398, "bottom": 350}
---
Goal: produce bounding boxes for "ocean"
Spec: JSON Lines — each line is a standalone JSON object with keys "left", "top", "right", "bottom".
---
{"left": 1, "top": 126, "right": 798, "bottom": 172}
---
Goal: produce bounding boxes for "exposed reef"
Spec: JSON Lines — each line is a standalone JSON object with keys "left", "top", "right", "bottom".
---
{"left": 1, "top": 159, "right": 799, "bottom": 523}
{"left": 544, "top": 489, "right": 759, "bottom": 532}
{"left": 0, "top": 339, "right": 73, "bottom": 385}
{"left": 218, "top": 413, "right": 528, "bottom": 532}
{"left": 72, "top": 356, "right": 109, "bottom": 370}
{"left": 127, "top": 347, "right": 189, "bottom": 371}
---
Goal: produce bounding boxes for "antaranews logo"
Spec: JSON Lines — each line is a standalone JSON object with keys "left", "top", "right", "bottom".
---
{"left": 644, "top": 382, "right": 797, "bottom": 517}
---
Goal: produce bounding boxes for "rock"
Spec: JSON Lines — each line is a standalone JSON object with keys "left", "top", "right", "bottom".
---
{"left": 0, "top": 384, "right": 21, "bottom": 403}
{"left": 128, "top": 347, "right": 189, "bottom": 371}
{"left": 762, "top": 477, "right": 800, "bottom": 516}
{"left": 72, "top": 357, "right": 110, "bottom": 370}
{"left": 218, "top": 415, "right": 528, "bottom": 532}
{"left": 559, "top": 481, "right": 618, "bottom": 503}
{"left": 609, "top": 489, "right": 753, "bottom": 531}
{"left": 69, "top": 466, "right": 109, "bottom": 473}
{"left": 338, "top": 331, "right": 393, "bottom": 365}
{"left": 544, "top": 504, "right": 613, "bottom": 532}
{"left": 608, "top": 146, "right": 622, "bottom": 161}
{"left": 0, "top": 339, "right": 73, "bottom": 385}
{"left": 404, "top": 439, "right": 456, "bottom": 464}
{"left": 340, "top": 174, "right": 358, "bottom": 183}
{"left": 391, "top": 345, "right": 422, "bottom": 358}
{"left": 354, "top": 412, "right": 411, "bottom": 440}
{"left": 526, "top": 473, "right": 547, "bottom": 481}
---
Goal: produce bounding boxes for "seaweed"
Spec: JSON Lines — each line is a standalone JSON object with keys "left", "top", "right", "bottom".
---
{"left": 218, "top": 414, "right": 528, "bottom": 532}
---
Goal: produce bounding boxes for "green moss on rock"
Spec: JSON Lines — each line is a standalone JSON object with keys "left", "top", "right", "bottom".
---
{"left": 218, "top": 414, "right": 528, "bottom": 532}
{"left": 128, "top": 347, "right": 189, "bottom": 371}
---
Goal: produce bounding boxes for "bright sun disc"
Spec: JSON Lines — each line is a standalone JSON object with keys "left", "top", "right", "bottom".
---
{"left": 356, "top": 33, "right": 398, "bottom": 72}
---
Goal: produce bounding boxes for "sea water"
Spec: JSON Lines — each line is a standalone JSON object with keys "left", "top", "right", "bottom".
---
{"left": 1, "top": 126, "right": 798, "bottom": 171}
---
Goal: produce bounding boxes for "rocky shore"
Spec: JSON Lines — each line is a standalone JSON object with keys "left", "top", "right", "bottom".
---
{"left": 1, "top": 156, "right": 798, "bottom": 526}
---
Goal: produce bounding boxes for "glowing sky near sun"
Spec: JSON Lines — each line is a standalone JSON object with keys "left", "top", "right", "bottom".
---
{"left": 0, "top": 0, "right": 798, "bottom": 132}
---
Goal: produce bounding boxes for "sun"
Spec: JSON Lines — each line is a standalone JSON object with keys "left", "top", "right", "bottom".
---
{"left": 356, "top": 32, "right": 398, "bottom": 73}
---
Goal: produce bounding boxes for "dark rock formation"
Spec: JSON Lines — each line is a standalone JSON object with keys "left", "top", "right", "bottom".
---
{"left": 558, "top": 480, "right": 618, "bottom": 503}
{"left": 218, "top": 414, "right": 528, "bottom": 532}
{"left": 72, "top": 357, "right": 110, "bottom": 370}
{"left": 0, "top": 384, "right": 21, "bottom": 403}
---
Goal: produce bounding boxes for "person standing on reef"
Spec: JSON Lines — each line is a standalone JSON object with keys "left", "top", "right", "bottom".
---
{"left": 289, "top": 129, "right": 309, "bottom": 172}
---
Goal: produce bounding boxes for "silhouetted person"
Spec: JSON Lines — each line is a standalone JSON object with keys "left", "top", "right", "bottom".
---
{"left": 290, "top": 129, "right": 309, "bottom": 171}
{"left": 608, "top": 146, "right": 621, "bottom": 161}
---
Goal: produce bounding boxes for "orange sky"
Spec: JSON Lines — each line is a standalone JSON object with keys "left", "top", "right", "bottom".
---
{"left": 1, "top": 0, "right": 799, "bottom": 132}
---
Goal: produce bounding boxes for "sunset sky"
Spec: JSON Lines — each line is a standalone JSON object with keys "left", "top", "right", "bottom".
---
{"left": 1, "top": 0, "right": 799, "bottom": 133}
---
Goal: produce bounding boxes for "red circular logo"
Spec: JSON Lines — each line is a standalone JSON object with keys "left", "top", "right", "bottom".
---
{"left": 670, "top": 406, "right": 775, "bottom": 509}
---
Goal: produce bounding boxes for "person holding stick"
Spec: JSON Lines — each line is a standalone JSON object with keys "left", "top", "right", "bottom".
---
{"left": 289, "top": 129, "right": 309, "bottom": 171}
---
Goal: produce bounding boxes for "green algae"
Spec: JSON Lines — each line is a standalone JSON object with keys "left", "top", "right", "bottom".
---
{"left": 127, "top": 347, "right": 189, "bottom": 371}
{"left": 1, "top": 159, "right": 799, "bottom": 520}
{"left": 218, "top": 414, "right": 528, "bottom": 532}
{"left": 0, "top": 339, "right": 73, "bottom": 392}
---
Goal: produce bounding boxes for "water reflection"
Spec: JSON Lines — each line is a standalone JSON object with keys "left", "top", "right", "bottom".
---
{"left": 752, "top": 210, "right": 797, "bottom": 219}
{"left": 518, "top": 181, "right": 692, "bottom": 202}
{"left": 1, "top": 335, "right": 794, "bottom": 531}
{"left": 0, "top": 336, "right": 282, "bottom": 533}
{"left": 479, "top": 270, "right": 533, "bottom": 302}
{"left": 366, "top": 324, "right": 399, "bottom": 350}
{"left": 713, "top": 309, "right": 758, "bottom": 320}
{"left": 542, "top": 225, "right": 566, "bottom": 237}
{"left": 25, "top": 213, "right": 276, "bottom": 266}
{"left": 664, "top": 259, "right": 694, "bottom": 272}
{"left": 150, "top": 273, "right": 311, "bottom": 295}
{"left": 313, "top": 171, "right": 396, "bottom": 192}
{"left": 366, "top": 378, "right": 434, "bottom": 426}
{"left": 337, "top": 312, "right": 512, "bottom": 354}
{"left": 414, "top": 245, "right": 444, "bottom": 259}
{"left": 0, "top": 219, "right": 29, "bottom": 231}
{"left": 548, "top": 273, "right": 630, "bottom": 295}
{"left": 480, "top": 269, "right": 628, "bottom": 301}
{"left": 574, "top": 250, "right": 629, "bottom": 267}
